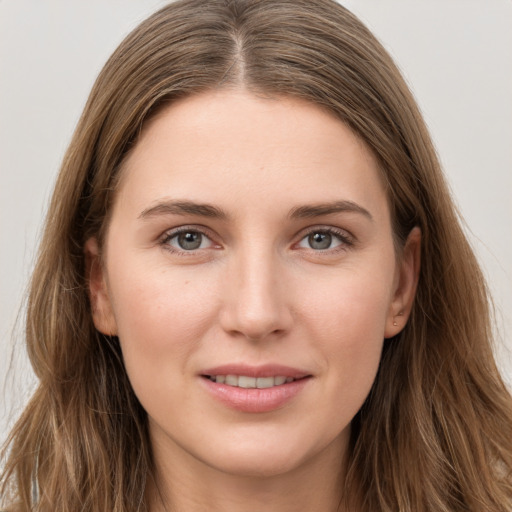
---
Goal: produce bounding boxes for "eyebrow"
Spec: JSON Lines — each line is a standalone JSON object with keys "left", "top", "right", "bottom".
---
{"left": 289, "top": 200, "right": 373, "bottom": 221}
{"left": 138, "top": 199, "right": 373, "bottom": 222}
{"left": 139, "top": 200, "right": 229, "bottom": 220}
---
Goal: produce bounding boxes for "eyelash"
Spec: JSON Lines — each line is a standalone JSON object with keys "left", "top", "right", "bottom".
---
{"left": 159, "top": 225, "right": 355, "bottom": 255}
{"left": 295, "top": 226, "right": 354, "bottom": 253}
{"left": 159, "top": 226, "right": 218, "bottom": 256}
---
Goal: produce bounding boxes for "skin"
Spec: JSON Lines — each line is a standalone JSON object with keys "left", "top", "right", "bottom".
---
{"left": 86, "top": 89, "right": 420, "bottom": 512}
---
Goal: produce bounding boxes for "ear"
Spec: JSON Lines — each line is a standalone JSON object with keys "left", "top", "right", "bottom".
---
{"left": 384, "top": 227, "right": 421, "bottom": 338}
{"left": 84, "top": 237, "right": 118, "bottom": 336}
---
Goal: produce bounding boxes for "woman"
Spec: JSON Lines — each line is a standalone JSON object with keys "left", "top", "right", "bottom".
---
{"left": 1, "top": 0, "right": 511, "bottom": 510}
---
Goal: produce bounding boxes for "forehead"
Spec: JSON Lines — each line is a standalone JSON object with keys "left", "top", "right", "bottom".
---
{"left": 117, "top": 89, "right": 388, "bottom": 220}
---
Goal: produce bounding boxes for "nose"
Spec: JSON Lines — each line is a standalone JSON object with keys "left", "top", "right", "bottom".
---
{"left": 219, "top": 246, "right": 293, "bottom": 341}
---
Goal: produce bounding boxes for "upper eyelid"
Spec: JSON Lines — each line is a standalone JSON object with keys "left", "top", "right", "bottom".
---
{"left": 296, "top": 225, "right": 355, "bottom": 241}
{"left": 160, "top": 224, "right": 216, "bottom": 240}
{"left": 158, "top": 224, "right": 355, "bottom": 248}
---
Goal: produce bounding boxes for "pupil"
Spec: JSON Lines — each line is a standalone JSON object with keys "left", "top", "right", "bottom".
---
{"left": 309, "top": 232, "right": 331, "bottom": 250}
{"left": 178, "top": 232, "right": 202, "bottom": 250}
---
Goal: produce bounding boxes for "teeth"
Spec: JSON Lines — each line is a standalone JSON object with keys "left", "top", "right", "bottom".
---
{"left": 238, "top": 376, "right": 256, "bottom": 388}
{"left": 210, "top": 375, "right": 295, "bottom": 388}
{"left": 225, "top": 375, "right": 238, "bottom": 386}
{"left": 256, "top": 377, "right": 274, "bottom": 389}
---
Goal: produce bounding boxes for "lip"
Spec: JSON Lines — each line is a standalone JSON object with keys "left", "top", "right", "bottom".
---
{"left": 199, "top": 364, "right": 312, "bottom": 413}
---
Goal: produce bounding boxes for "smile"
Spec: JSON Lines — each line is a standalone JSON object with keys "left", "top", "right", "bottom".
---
{"left": 205, "top": 375, "right": 296, "bottom": 388}
{"left": 200, "top": 365, "right": 312, "bottom": 412}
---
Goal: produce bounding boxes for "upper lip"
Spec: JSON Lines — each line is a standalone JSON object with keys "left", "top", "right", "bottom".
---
{"left": 200, "top": 364, "right": 311, "bottom": 379}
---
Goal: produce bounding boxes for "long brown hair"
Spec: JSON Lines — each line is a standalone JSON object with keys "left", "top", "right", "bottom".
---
{"left": 2, "top": 1, "right": 511, "bottom": 510}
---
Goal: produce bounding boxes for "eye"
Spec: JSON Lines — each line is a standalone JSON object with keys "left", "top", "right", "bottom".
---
{"left": 162, "top": 228, "right": 216, "bottom": 252}
{"left": 296, "top": 228, "right": 352, "bottom": 251}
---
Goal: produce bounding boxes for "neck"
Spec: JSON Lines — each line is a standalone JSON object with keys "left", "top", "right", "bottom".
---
{"left": 148, "top": 433, "right": 350, "bottom": 512}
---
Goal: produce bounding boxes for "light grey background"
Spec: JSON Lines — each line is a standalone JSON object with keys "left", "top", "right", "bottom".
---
{"left": 1, "top": 0, "right": 511, "bottom": 441}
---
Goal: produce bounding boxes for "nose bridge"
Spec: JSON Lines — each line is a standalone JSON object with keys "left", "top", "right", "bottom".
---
{"left": 220, "top": 238, "right": 291, "bottom": 340}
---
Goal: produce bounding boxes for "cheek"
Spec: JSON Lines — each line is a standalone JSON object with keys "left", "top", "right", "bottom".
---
{"left": 105, "top": 263, "right": 226, "bottom": 432}
{"left": 300, "top": 263, "right": 394, "bottom": 408}
{"left": 106, "top": 259, "right": 220, "bottom": 378}
{"left": 304, "top": 262, "right": 393, "bottom": 342}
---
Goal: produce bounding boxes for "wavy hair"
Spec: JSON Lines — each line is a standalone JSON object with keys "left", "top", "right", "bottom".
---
{"left": 2, "top": 1, "right": 511, "bottom": 510}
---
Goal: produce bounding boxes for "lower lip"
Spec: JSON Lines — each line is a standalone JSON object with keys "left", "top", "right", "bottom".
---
{"left": 200, "top": 377, "right": 311, "bottom": 413}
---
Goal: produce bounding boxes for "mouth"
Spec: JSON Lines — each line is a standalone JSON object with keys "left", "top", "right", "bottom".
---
{"left": 202, "top": 374, "right": 302, "bottom": 388}
{"left": 199, "top": 365, "right": 312, "bottom": 412}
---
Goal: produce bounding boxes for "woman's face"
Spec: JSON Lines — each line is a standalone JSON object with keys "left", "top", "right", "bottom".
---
{"left": 87, "top": 90, "right": 419, "bottom": 479}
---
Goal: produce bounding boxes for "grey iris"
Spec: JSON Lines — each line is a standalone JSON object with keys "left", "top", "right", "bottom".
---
{"left": 178, "top": 232, "right": 202, "bottom": 250}
{"left": 309, "top": 232, "right": 332, "bottom": 250}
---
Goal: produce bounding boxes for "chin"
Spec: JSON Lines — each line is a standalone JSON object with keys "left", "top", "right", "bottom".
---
{"left": 206, "top": 449, "right": 307, "bottom": 479}
{"left": 194, "top": 425, "right": 348, "bottom": 479}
